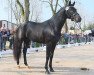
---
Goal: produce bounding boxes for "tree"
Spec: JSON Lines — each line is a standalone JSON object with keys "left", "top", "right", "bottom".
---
{"left": 16, "top": 0, "right": 30, "bottom": 23}
{"left": 83, "top": 23, "right": 94, "bottom": 31}
{"left": 41, "top": 0, "right": 59, "bottom": 15}
{"left": 30, "top": 0, "right": 42, "bottom": 22}
{"left": 48, "top": 0, "right": 59, "bottom": 15}
{"left": 8, "top": 0, "right": 21, "bottom": 25}
{"left": 8, "top": 0, "right": 42, "bottom": 24}
{"left": 7, "top": 0, "right": 30, "bottom": 24}
{"left": 63, "top": 0, "right": 69, "bottom": 5}
{"left": 42, "top": 0, "right": 69, "bottom": 33}
{"left": 63, "top": 0, "right": 69, "bottom": 33}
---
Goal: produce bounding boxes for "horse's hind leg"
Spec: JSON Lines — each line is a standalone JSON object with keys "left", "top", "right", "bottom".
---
{"left": 13, "top": 38, "right": 22, "bottom": 69}
{"left": 23, "top": 44, "right": 28, "bottom": 67}
{"left": 17, "top": 58, "right": 20, "bottom": 68}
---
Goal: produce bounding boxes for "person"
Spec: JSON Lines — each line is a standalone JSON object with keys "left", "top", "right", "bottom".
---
{"left": 0, "top": 29, "right": 2, "bottom": 51}
{"left": 9, "top": 29, "right": 14, "bottom": 49}
{"left": 63, "top": 33, "right": 69, "bottom": 44}
{"left": 1, "top": 29, "right": 7, "bottom": 51}
{"left": 6, "top": 28, "right": 10, "bottom": 41}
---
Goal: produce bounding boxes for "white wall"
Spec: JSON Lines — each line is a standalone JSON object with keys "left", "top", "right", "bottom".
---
{"left": 1, "top": 20, "right": 16, "bottom": 30}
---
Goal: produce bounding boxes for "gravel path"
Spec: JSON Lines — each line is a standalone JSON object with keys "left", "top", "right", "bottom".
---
{"left": 0, "top": 44, "right": 94, "bottom": 75}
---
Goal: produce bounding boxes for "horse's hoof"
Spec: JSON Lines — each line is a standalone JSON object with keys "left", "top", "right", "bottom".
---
{"left": 27, "top": 66, "right": 31, "bottom": 69}
{"left": 17, "top": 65, "right": 20, "bottom": 69}
{"left": 50, "top": 69, "right": 55, "bottom": 72}
{"left": 45, "top": 70, "right": 50, "bottom": 74}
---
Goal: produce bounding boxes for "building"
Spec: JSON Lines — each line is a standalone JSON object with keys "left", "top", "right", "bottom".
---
{"left": 0, "top": 20, "right": 17, "bottom": 30}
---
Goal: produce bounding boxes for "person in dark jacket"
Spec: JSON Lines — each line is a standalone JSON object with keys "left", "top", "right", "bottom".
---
{"left": 1, "top": 29, "right": 7, "bottom": 51}
{"left": 0, "top": 29, "right": 2, "bottom": 51}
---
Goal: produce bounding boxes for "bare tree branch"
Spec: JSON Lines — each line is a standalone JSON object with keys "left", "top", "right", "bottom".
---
{"left": 63, "top": 0, "right": 70, "bottom": 33}
{"left": 8, "top": 0, "right": 21, "bottom": 25}
{"left": 54, "top": 0, "right": 59, "bottom": 13}
{"left": 57, "top": 3, "right": 62, "bottom": 8}
{"left": 16, "top": 0, "right": 25, "bottom": 16}
{"left": 24, "top": 0, "right": 30, "bottom": 22}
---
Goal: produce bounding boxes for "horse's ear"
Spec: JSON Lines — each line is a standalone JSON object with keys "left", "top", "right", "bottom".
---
{"left": 68, "top": 1, "right": 75, "bottom": 6}
{"left": 72, "top": 1, "right": 75, "bottom": 6}
{"left": 68, "top": 1, "right": 71, "bottom": 6}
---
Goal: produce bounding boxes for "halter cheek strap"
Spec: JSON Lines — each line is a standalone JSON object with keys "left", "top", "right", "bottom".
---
{"left": 65, "top": 7, "right": 77, "bottom": 19}
{"left": 65, "top": 8, "right": 71, "bottom": 18}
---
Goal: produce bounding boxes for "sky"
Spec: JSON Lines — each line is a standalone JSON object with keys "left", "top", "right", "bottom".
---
{"left": 0, "top": 0, "right": 94, "bottom": 26}
{"left": 42, "top": 0, "right": 94, "bottom": 26}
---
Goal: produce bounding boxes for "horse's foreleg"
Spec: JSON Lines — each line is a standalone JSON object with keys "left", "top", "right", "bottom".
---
{"left": 45, "top": 44, "right": 51, "bottom": 74}
{"left": 49, "top": 43, "right": 56, "bottom": 72}
{"left": 49, "top": 50, "right": 55, "bottom": 72}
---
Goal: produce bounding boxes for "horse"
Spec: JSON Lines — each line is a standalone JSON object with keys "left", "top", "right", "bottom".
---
{"left": 13, "top": 1, "right": 81, "bottom": 74}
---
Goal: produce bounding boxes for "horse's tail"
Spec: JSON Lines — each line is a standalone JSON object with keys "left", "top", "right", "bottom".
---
{"left": 13, "top": 26, "right": 23, "bottom": 61}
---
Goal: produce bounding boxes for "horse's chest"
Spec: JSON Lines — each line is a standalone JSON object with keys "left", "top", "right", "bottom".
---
{"left": 52, "top": 33, "right": 61, "bottom": 41}
{"left": 45, "top": 31, "right": 61, "bottom": 43}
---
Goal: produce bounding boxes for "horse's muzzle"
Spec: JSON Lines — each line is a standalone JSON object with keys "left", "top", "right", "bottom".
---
{"left": 74, "top": 14, "right": 81, "bottom": 23}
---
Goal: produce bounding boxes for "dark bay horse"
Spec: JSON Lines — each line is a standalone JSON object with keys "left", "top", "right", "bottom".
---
{"left": 13, "top": 1, "right": 81, "bottom": 74}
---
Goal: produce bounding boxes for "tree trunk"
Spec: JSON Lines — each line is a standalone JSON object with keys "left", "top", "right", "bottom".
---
{"left": 16, "top": 0, "right": 25, "bottom": 22}
{"left": 64, "top": 21, "right": 68, "bottom": 33}
{"left": 63, "top": 0, "right": 69, "bottom": 33}
{"left": 16, "top": 0, "right": 30, "bottom": 23}
{"left": 24, "top": 0, "right": 30, "bottom": 22}
{"left": 43, "top": 0, "right": 59, "bottom": 15}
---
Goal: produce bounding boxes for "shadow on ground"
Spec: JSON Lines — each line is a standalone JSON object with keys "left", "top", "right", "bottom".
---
{"left": 1, "top": 66, "right": 94, "bottom": 75}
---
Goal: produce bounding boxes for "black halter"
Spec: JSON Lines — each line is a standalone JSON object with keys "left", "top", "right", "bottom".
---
{"left": 65, "top": 6, "right": 78, "bottom": 20}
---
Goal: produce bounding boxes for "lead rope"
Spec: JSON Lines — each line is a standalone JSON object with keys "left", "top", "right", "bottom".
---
{"left": 73, "top": 22, "right": 82, "bottom": 33}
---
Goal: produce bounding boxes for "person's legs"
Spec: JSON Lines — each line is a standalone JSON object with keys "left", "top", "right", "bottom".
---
{"left": 0, "top": 38, "right": 2, "bottom": 51}
{"left": 9, "top": 39, "right": 12, "bottom": 49}
{"left": 3, "top": 40, "right": 6, "bottom": 51}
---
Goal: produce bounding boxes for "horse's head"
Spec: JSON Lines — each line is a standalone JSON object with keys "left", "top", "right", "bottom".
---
{"left": 65, "top": 1, "right": 81, "bottom": 23}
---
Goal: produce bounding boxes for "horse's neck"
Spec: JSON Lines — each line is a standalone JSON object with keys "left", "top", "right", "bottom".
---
{"left": 51, "top": 8, "right": 67, "bottom": 32}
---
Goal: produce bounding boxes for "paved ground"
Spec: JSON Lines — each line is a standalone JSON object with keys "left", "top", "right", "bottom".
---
{"left": 0, "top": 44, "right": 94, "bottom": 75}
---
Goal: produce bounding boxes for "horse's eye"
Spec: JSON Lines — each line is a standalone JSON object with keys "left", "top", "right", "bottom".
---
{"left": 73, "top": 9, "right": 77, "bottom": 12}
{"left": 70, "top": 11, "right": 74, "bottom": 13}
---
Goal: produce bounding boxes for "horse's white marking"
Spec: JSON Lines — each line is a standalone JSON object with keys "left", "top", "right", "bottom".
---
{"left": 65, "top": 7, "right": 69, "bottom": 11}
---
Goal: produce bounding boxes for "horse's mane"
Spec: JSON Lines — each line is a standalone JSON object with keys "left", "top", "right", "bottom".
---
{"left": 56, "top": 7, "right": 65, "bottom": 14}
{"left": 50, "top": 7, "right": 66, "bottom": 21}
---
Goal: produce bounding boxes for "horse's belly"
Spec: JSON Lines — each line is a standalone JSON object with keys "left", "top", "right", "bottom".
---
{"left": 30, "top": 35, "right": 45, "bottom": 43}
{"left": 44, "top": 35, "right": 60, "bottom": 43}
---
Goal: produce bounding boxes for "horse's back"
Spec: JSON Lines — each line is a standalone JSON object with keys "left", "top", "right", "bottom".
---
{"left": 24, "top": 21, "right": 46, "bottom": 43}
{"left": 21, "top": 21, "right": 60, "bottom": 43}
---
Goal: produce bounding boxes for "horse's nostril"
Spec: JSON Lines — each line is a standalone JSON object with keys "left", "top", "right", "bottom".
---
{"left": 78, "top": 17, "right": 81, "bottom": 22}
{"left": 75, "top": 16, "right": 81, "bottom": 22}
{"left": 80, "top": 17, "right": 82, "bottom": 21}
